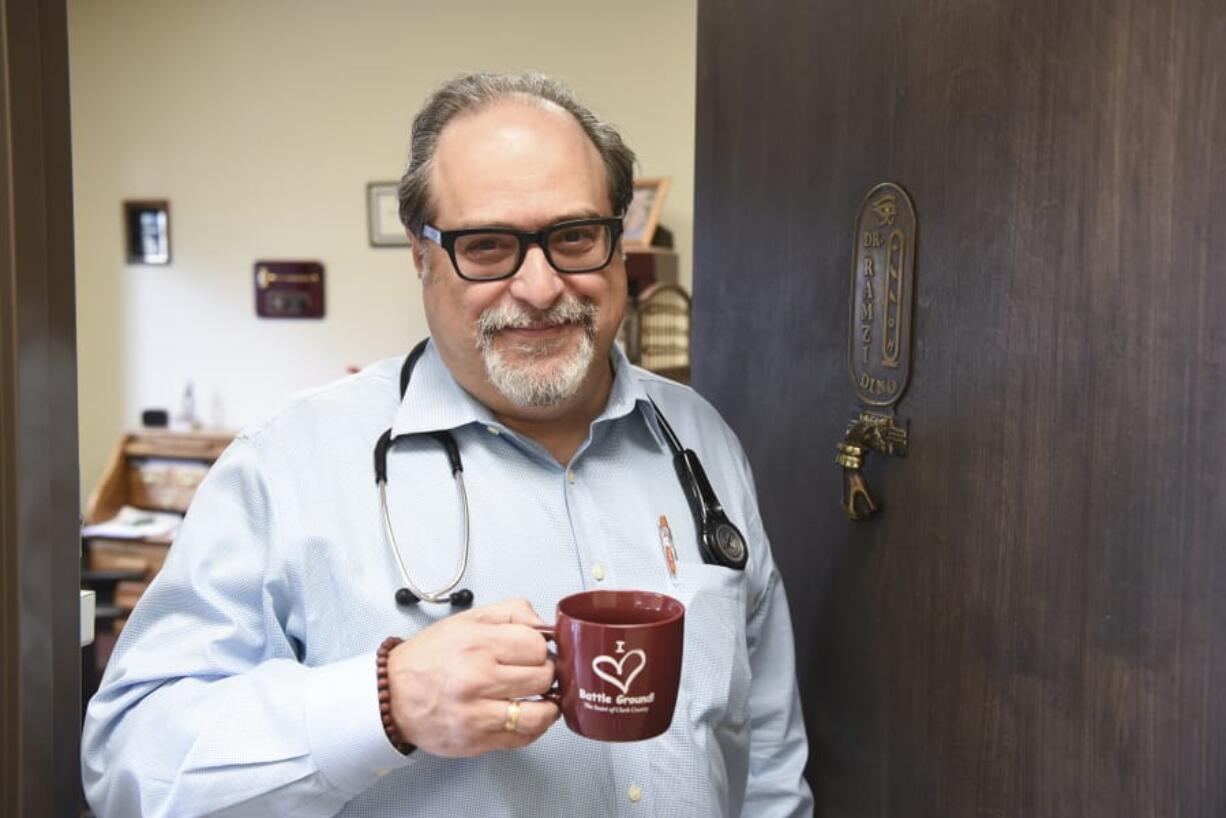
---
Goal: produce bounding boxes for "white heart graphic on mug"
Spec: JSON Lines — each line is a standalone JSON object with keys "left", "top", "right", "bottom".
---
{"left": 591, "top": 649, "right": 647, "bottom": 694}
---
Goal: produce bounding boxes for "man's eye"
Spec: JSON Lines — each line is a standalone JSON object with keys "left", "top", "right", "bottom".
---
{"left": 460, "top": 235, "right": 516, "bottom": 258}
{"left": 555, "top": 227, "right": 596, "bottom": 246}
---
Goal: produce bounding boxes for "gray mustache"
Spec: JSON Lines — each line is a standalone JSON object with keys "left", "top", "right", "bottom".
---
{"left": 477, "top": 298, "right": 597, "bottom": 340}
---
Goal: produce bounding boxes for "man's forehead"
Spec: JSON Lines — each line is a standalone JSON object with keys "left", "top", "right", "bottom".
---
{"left": 434, "top": 98, "right": 595, "bottom": 166}
{"left": 429, "top": 98, "right": 610, "bottom": 224}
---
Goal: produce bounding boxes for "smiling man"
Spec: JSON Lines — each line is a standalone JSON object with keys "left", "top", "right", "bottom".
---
{"left": 82, "top": 72, "right": 813, "bottom": 817}
{"left": 412, "top": 92, "right": 627, "bottom": 463}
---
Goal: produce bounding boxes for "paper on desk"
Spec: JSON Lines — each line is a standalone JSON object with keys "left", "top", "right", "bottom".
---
{"left": 81, "top": 505, "right": 183, "bottom": 540}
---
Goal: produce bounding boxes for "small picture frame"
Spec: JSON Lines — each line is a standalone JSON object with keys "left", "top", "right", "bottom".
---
{"left": 622, "top": 177, "right": 671, "bottom": 249}
{"left": 124, "top": 200, "right": 171, "bottom": 264}
{"left": 367, "top": 182, "right": 409, "bottom": 247}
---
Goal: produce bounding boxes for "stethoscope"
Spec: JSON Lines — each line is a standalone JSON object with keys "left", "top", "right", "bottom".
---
{"left": 373, "top": 339, "right": 748, "bottom": 609}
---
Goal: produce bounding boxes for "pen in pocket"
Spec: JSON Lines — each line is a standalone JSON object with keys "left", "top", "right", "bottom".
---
{"left": 658, "top": 515, "right": 678, "bottom": 578}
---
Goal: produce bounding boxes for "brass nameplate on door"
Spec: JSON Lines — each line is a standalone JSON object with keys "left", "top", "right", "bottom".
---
{"left": 849, "top": 183, "right": 916, "bottom": 407}
{"left": 837, "top": 183, "right": 917, "bottom": 520}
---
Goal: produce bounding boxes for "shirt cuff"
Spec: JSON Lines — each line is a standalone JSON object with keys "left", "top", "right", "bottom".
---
{"left": 302, "top": 651, "right": 417, "bottom": 797}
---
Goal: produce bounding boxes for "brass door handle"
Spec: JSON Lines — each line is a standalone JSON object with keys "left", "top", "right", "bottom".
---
{"left": 835, "top": 441, "right": 878, "bottom": 520}
{"left": 835, "top": 413, "right": 907, "bottom": 521}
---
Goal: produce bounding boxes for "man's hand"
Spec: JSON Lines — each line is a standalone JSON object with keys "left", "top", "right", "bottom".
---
{"left": 386, "top": 598, "right": 561, "bottom": 757}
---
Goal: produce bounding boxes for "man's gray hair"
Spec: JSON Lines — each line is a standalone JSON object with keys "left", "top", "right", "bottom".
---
{"left": 397, "top": 71, "right": 636, "bottom": 238}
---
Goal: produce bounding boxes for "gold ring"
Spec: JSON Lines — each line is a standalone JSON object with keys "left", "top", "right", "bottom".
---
{"left": 504, "top": 700, "right": 521, "bottom": 733}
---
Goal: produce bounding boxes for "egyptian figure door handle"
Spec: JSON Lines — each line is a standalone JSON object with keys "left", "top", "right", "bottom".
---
{"left": 837, "top": 183, "right": 917, "bottom": 520}
{"left": 836, "top": 413, "right": 908, "bottom": 520}
{"left": 836, "top": 440, "right": 875, "bottom": 519}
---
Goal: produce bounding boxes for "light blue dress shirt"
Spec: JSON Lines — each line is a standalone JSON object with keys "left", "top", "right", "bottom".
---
{"left": 82, "top": 341, "right": 813, "bottom": 817}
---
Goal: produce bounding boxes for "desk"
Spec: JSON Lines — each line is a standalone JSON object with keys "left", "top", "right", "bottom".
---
{"left": 82, "top": 429, "right": 232, "bottom": 681}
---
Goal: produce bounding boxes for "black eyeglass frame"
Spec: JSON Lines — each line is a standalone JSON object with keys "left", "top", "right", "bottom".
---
{"left": 420, "top": 216, "right": 624, "bottom": 282}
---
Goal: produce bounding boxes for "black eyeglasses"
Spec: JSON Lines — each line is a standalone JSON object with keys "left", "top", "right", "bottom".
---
{"left": 421, "top": 217, "right": 623, "bottom": 282}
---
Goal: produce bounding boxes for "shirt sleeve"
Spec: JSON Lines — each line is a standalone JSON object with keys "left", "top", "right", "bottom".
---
{"left": 81, "top": 437, "right": 416, "bottom": 818}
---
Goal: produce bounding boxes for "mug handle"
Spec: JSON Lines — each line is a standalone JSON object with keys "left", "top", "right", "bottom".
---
{"left": 531, "top": 624, "right": 562, "bottom": 704}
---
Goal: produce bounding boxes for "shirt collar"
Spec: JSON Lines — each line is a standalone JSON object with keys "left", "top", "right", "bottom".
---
{"left": 600, "top": 343, "right": 669, "bottom": 449}
{"left": 389, "top": 339, "right": 668, "bottom": 450}
{"left": 389, "top": 341, "right": 498, "bottom": 438}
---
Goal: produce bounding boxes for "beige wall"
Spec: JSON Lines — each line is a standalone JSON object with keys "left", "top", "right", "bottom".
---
{"left": 69, "top": 0, "right": 696, "bottom": 504}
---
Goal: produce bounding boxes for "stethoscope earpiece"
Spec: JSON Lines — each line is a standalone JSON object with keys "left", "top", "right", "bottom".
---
{"left": 395, "top": 586, "right": 474, "bottom": 608}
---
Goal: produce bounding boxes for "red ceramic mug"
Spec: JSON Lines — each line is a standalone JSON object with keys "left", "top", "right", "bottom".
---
{"left": 535, "top": 589, "right": 685, "bottom": 742}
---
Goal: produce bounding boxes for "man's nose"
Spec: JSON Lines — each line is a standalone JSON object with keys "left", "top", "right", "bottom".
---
{"left": 508, "top": 245, "right": 564, "bottom": 309}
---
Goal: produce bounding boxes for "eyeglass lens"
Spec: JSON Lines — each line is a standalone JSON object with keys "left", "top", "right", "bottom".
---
{"left": 454, "top": 223, "right": 614, "bottom": 279}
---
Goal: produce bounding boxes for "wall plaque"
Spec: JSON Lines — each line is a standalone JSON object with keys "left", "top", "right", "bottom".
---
{"left": 255, "top": 261, "right": 325, "bottom": 319}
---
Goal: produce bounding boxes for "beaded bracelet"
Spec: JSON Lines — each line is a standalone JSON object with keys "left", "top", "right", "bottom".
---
{"left": 376, "top": 636, "right": 414, "bottom": 755}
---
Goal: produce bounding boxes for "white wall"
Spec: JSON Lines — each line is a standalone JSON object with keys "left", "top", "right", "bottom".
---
{"left": 69, "top": 0, "right": 697, "bottom": 503}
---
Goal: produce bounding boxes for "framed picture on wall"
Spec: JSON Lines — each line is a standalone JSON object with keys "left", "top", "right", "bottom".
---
{"left": 622, "top": 177, "right": 671, "bottom": 248}
{"left": 367, "top": 182, "right": 409, "bottom": 247}
{"left": 123, "top": 200, "right": 171, "bottom": 264}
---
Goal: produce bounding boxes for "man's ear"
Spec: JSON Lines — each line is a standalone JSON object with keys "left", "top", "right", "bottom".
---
{"left": 410, "top": 237, "right": 427, "bottom": 280}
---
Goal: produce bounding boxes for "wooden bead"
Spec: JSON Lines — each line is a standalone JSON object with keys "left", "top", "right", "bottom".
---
{"left": 375, "top": 637, "right": 412, "bottom": 755}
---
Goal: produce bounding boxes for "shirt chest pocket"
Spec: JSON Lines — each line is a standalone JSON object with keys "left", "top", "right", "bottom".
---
{"left": 673, "top": 563, "right": 752, "bottom": 730}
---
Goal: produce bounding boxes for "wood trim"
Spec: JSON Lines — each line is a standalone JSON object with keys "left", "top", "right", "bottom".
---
{"left": 1, "top": 0, "right": 82, "bottom": 815}
{"left": 0, "top": 4, "right": 19, "bottom": 805}
{"left": 84, "top": 436, "right": 129, "bottom": 525}
{"left": 122, "top": 429, "right": 232, "bottom": 460}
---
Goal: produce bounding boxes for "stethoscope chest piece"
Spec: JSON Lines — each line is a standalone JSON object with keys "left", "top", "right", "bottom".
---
{"left": 651, "top": 398, "right": 749, "bottom": 572}
{"left": 706, "top": 517, "right": 748, "bottom": 570}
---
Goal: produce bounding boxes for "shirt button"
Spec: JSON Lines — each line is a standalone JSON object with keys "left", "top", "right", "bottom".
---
{"left": 566, "top": 469, "right": 576, "bottom": 484}
{"left": 591, "top": 564, "right": 605, "bottom": 581}
{"left": 375, "top": 768, "right": 389, "bottom": 777}
{"left": 486, "top": 426, "right": 500, "bottom": 435}
{"left": 628, "top": 783, "right": 643, "bottom": 803}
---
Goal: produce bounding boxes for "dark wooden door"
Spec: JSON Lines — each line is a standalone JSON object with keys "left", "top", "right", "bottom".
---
{"left": 693, "top": 1, "right": 1225, "bottom": 816}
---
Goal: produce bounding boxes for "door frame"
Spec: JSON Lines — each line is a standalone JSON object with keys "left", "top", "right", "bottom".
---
{"left": 1, "top": 0, "right": 83, "bottom": 815}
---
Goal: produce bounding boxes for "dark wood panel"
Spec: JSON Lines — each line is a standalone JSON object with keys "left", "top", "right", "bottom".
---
{"left": 695, "top": 0, "right": 1226, "bottom": 815}
{"left": 0, "top": 0, "right": 82, "bottom": 815}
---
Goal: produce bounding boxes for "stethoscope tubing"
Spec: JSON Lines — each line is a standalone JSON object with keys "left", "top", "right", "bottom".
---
{"left": 375, "top": 340, "right": 748, "bottom": 608}
{"left": 378, "top": 469, "right": 471, "bottom": 603}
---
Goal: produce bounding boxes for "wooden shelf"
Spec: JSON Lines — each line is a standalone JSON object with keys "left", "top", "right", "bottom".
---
{"left": 82, "top": 429, "right": 233, "bottom": 675}
{"left": 85, "top": 429, "right": 232, "bottom": 524}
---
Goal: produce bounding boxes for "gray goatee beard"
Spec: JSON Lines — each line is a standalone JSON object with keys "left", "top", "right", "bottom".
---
{"left": 476, "top": 295, "right": 599, "bottom": 408}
